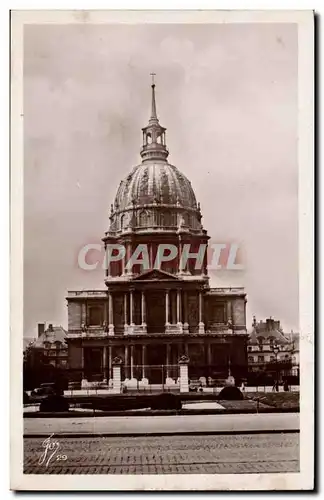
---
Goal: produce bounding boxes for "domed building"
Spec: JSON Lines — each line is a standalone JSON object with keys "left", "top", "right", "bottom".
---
{"left": 67, "top": 81, "right": 248, "bottom": 386}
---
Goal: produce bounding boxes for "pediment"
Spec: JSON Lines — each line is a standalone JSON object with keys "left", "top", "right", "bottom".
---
{"left": 132, "top": 269, "right": 180, "bottom": 281}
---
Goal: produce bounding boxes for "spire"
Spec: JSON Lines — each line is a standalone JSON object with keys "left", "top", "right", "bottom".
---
{"left": 140, "top": 75, "right": 169, "bottom": 163}
{"left": 150, "top": 73, "right": 158, "bottom": 123}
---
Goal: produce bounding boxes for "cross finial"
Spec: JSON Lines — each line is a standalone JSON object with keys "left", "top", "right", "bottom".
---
{"left": 150, "top": 72, "right": 156, "bottom": 86}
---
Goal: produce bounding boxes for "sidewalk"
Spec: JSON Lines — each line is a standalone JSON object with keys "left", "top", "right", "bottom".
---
{"left": 24, "top": 411, "right": 299, "bottom": 438}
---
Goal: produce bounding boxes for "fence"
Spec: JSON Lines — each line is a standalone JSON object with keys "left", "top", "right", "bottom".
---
{"left": 23, "top": 363, "right": 299, "bottom": 393}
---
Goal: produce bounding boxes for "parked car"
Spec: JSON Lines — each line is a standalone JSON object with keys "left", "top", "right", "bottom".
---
{"left": 30, "top": 386, "right": 56, "bottom": 401}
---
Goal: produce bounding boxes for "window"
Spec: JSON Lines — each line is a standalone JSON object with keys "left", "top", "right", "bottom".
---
{"left": 258, "top": 356, "right": 264, "bottom": 363}
{"left": 248, "top": 356, "right": 254, "bottom": 363}
{"left": 163, "top": 211, "right": 172, "bottom": 226}
{"left": 139, "top": 210, "right": 148, "bottom": 226}
{"left": 270, "top": 355, "right": 275, "bottom": 362}
{"left": 213, "top": 305, "right": 225, "bottom": 323}
{"left": 43, "top": 342, "right": 50, "bottom": 349}
{"left": 55, "top": 341, "right": 61, "bottom": 349}
{"left": 248, "top": 346, "right": 252, "bottom": 352}
{"left": 88, "top": 306, "right": 104, "bottom": 326}
{"left": 120, "top": 214, "right": 125, "bottom": 230}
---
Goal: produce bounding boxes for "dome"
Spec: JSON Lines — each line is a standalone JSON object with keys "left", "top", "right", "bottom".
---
{"left": 114, "top": 162, "right": 197, "bottom": 211}
{"left": 106, "top": 81, "right": 204, "bottom": 236}
{"left": 108, "top": 160, "right": 203, "bottom": 235}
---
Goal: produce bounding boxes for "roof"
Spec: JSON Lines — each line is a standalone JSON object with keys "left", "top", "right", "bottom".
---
{"left": 33, "top": 326, "right": 67, "bottom": 348}
{"left": 248, "top": 319, "right": 290, "bottom": 345}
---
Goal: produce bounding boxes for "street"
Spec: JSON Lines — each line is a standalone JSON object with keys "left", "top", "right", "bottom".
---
{"left": 24, "top": 433, "right": 299, "bottom": 474}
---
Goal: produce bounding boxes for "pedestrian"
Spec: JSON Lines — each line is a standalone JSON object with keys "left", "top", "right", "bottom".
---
{"left": 240, "top": 381, "right": 245, "bottom": 392}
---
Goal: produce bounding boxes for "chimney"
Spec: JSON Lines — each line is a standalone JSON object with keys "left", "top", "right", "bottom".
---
{"left": 37, "top": 323, "right": 45, "bottom": 337}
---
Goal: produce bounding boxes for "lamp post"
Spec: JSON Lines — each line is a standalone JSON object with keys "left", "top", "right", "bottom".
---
{"left": 272, "top": 343, "right": 280, "bottom": 390}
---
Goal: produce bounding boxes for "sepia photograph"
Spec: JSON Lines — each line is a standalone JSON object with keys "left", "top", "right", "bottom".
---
{"left": 10, "top": 9, "right": 314, "bottom": 491}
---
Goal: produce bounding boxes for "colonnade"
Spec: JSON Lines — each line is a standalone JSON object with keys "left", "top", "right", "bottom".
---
{"left": 106, "top": 289, "right": 205, "bottom": 335}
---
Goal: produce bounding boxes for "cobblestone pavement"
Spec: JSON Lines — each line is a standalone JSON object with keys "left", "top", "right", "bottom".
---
{"left": 24, "top": 433, "right": 299, "bottom": 474}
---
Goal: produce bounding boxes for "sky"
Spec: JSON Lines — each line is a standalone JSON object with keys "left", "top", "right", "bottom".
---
{"left": 24, "top": 22, "right": 298, "bottom": 337}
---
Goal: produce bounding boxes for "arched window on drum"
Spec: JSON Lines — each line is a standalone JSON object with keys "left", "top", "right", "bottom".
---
{"left": 120, "top": 214, "right": 125, "bottom": 231}
{"left": 163, "top": 210, "right": 172, "bottom": 227}
{"left": 139, "top": 210, "right": 149, "bottom": 227}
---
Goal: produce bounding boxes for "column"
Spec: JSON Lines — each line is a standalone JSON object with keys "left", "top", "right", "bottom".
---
{"left": 171, "top": 291, "right": 176, "bottom": 325}
{"left": 166, "top": 344, "right": 171, "bottom": 378}
{"left": 124, "top": 292, "right": 128, "bottom": 334}
{"left": 81, "top": 303, "right": 87, "bottom": 326}
{"left": 103, "top": 346, "right": 107, "bottom": 381}
{"left": 105, "top": 244, "right": 112, "bottom": 278}
{"left": 125, "top": 345, "right": 129, "bottom": 379}
{"left": 121, "top": 250, "right": 125, "bottom": 276}
{"left": 108, "top": 291, "right": 114, "bottom": 335}
{"left": 81, "top": 346, "right": 85, "bottom": 381}
{"left": 141, "top": 291, "right": 146, "bottom": 326}
{"left": 150, "top": 244, "right": 154, "bottom": 269}
{"left": 198, "top": 291, "right": 205, "bottom": 334}
{"left": 109, "top": 346, "right": 112, "bottom": 381}
{"left": 227, "top": 301, "right": 233, "bottom": 330}
{"left": 130, "top": 345, "right": 134, "bottom": 379}
{"left": 165, "top": 290, "right": 170, "bottom": 326}
{"left": 103, "top": 297, "right": 108, "bottom": 324}
{"left": 203, "top": 243, "right": 208, "bottom": 276}
{"left": 142, "top": 345, "right": 146, "bottom": 379}
{"left": 126, "top": 242, "right": 134, "bottom": 277}
{"left": 177, "top": 236, "right": 183, "bottom": 274}
{"left": 184, "top": 342, "right": 189, "bottom": 357}
{"left": 183, "top": 291, "right": 189, "bottom": 332}
{"left": 177, "top": 289, "right": 183, "bottom": 329}
{"left": 130, "top": 290, "right": 135, "bottom": 327}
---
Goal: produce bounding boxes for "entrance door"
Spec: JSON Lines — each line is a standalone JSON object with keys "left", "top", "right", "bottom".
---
{"left": 146, "top": 292, "right": 165, "bottom": 333}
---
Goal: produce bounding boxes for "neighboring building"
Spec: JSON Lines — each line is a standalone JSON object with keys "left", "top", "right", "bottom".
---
{"left": 66, "top": 81, "right": 248, "bottom": 385}
{"left": 25, "top": 323, "right": 69, "bottom": 369}
{"left": 23, "top": 337, "right": 35, "bottom": 352}
{"left": 247, "top": 317, "right": 299, "bottom": 377}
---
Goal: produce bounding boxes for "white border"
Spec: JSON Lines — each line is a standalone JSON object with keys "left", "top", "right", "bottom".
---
{"left": 10, "top": 9, "right": 314, "bottom": 491}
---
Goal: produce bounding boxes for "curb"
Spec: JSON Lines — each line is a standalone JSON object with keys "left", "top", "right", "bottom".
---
{"left": 23, "top": 407, "right": 299, "bottom": 418}
{"left": 24, "top": 428, "right": 300, "bottom": 439}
